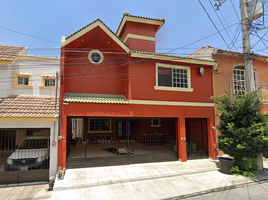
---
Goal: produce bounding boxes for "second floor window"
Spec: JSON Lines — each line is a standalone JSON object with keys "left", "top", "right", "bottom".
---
{"left": 18, "top": 77, "right": 29, "bottom": 85}
{"left": 233, "top": 66, "right": 257, "bottom": 94}
{"left": 45, "top": 79, "right": 55, "bottom": 87}
{"left": 155, "top": 63, "right": 193, "bottom": 92}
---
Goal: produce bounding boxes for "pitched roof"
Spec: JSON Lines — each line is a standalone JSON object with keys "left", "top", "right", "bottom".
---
{"left": 0, "top": 95, "right": 58, "bottom": 119}
{"left": 0, "top": 45, "right": 26, "bottom": 62}
{"left": 64, "top": 93, "right": 128, "bottom": 104}
{"left": 61, "top": 19, "right": 129, "bottom": 52}
{"left": 116, "top": 12, "right": 165, "bottom": 36}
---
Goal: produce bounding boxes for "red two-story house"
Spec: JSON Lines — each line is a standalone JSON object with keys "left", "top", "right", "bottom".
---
{"left": 58, "top": 13, "right": 218, "bottom": 169}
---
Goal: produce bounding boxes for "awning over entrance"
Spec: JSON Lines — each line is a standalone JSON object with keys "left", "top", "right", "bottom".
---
{"left": 64, "top": 93, "right": 129, "bottom": 104}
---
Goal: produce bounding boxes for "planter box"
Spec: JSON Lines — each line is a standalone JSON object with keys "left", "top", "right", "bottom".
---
{"left": 218, "top": 157, "right": 234, "bottom": 174}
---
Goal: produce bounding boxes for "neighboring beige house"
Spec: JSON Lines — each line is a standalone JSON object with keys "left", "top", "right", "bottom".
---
{"left": 0, "top": 45, "right": 59, "bottom": 184}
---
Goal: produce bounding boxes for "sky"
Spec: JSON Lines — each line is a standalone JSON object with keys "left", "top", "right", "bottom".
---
{"left": 1, "top": 0, "right": 267, "bottom": 58}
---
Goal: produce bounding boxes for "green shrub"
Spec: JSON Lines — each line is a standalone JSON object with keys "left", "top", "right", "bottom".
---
{"left": 211, "top": 90, "right": 268, "bottom": 177}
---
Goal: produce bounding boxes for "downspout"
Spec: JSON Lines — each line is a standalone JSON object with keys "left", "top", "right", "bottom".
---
{"left": 59, "top": 67, "right": 63, "bottom": 137}
{"left": 52, "top": 71, "right": 59, "bottom": 146}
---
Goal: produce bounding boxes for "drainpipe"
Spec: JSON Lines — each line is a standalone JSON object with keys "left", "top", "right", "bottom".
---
{"left": 59, "top": 67, "right": 63, "bottom": 137}
{"left": 52, "top": 71, "right": 59, "bottom": 146}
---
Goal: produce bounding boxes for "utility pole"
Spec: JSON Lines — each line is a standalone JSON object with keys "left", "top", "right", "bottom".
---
{"left": 240, "top": 0, "right": 255, "bottom": 92}
{"left": 215, "top": 0, "right": 264, "bottom": 92}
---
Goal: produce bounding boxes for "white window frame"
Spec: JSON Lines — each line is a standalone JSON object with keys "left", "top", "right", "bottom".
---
{"left": 154, "top": 63, "right": 193, "bottom": 92}
{"left": 40, "top": 76, "right": 56, "bottom": 90}
{"left": 233, "top": 66, "right": 258, "bottom": 95}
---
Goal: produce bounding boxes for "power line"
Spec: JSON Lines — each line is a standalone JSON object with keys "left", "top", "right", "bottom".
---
{"left": 0, "top": 26, "right": 60, "bottom": 44}
{"left": 198, "top": 0, "right": 230, "bottom": 49}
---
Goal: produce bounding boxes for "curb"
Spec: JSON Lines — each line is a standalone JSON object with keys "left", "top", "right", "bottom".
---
{"left": 166, "top": 178, "right": 268, "bottom": 200}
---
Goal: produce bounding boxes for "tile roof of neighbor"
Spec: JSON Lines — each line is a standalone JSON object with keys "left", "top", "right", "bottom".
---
{"left": 64, "top": 93, "right": 129, "bottom": 104}
{"left": 0, "top": 45, "right": 26, "bottom": 61}
{"left": 0, "top": 95, "right": 58, "bottom": 118}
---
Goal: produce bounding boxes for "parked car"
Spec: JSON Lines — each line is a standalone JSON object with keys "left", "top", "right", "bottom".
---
{"left": 5, "top": 136, "right": 50, "bottom": 171}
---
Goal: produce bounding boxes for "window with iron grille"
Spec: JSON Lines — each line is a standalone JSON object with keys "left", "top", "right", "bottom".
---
{"left": 151, "top": 118, "right": 161, "bottom": 127}
{"left": 89, "top": 119, "right": 111, "bottom": 132}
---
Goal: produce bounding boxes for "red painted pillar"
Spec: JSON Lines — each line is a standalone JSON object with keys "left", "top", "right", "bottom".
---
{"left": 178, "top": 117, "right": 187, "bottom": 162}
{"left": 58, "top": 115, "right": 67, "bottom": 169}
{"left": 208, "top": 118, "right": 216, "bottom": 159}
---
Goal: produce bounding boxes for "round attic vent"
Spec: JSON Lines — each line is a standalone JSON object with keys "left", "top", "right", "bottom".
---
{"left": 88, "top": 50, "right": 103, "bottom": 65}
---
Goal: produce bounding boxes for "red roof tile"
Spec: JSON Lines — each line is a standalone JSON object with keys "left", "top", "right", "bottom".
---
{"left": 0, "top": 45, "right": 26, "bottom": 62}
{"left": 0, "top": 95, "right": 58, "bottom": 119}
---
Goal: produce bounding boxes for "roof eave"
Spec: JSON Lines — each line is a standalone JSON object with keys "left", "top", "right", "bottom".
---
{"left": 61, "top": 20, "right": 130, "bottom": 53}
{"left": 116, "top": 15, "right": 165, "bottom": 37}
{"left": 131, "top": 51, "right": 218, "bottom": 66}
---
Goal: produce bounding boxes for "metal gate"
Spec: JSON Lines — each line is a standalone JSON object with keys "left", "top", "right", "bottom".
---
{"left": 186, "top": 118, "right": 208, "bottom": 159}
{"left": 67, "top": 117, "right": 178, "bottom": 168}
{"left": 0, "top": 129, "right": 50, "bottom": 184}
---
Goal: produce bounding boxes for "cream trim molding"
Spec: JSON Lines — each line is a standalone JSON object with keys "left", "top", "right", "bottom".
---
{"left": 0, "top": 118, "right": 58, "bottom": 121}
{"left": 155, "top": 63, "right": 193, "bottom": 92}
{"left": 154, "top": 86, "right": 194, "bottom": 92}
{"left": 129, "top": 100, "right": 214, "bottom": 107}
{"left": 18, "top": 55, "right": 60, "bottom": 63}
{"left": 131, "top": 52, "right": 217, "bottom": 66}
{"left": 61, "top": 21, "right": 130, "bottom": 53}
{"left": 123, "top": 34, "right": 156, "bottom": 43}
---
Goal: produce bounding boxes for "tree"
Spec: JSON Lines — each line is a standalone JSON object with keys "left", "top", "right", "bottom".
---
{"left": 212, "top": 90, "right": 268, "bottom": 165}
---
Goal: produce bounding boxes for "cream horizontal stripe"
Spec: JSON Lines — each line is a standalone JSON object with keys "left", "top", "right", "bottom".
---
{"left": 0, "top": 118, "right": 58, "bottom": 121}
{"left": 129, "top": 100, "right": 214, "bottom": 107}
{"left": 123, "top": 34, "right": 156, "bottom": 43}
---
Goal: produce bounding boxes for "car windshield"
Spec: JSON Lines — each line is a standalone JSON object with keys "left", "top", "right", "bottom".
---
{"left": 19, "top": 139, "right": 48, "bottom": 149}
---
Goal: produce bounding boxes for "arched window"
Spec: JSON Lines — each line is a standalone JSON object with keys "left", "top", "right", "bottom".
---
{"left": 233, "top": 66, "right": 257, "bottom": 94}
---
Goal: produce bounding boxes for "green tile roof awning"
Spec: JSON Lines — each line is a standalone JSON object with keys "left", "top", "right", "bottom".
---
{"left": 64, "top": 93, "right": 129, "bottom": 104}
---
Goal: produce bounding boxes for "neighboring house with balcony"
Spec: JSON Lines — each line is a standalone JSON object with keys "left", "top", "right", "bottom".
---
{"left": 58, "top": 13, "right": 218, "bottom": 170}
{"left": 0, "top": 45, "right": 59, "bottom": 184}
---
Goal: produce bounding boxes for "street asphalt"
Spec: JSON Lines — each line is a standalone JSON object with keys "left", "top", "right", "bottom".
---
{"left": 0, "top": 159, "right": 268, "bottom": 200}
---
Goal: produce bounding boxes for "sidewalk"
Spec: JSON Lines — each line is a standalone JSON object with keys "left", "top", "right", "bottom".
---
{"left": 1, "top": 159, "right": 268, "bottom": 200}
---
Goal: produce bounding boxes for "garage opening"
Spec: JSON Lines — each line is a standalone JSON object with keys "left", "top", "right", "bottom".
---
{"left": 67, "top": 117, "right": 178, "bottom": 168}
{"left": 0, "top": 128, "right": 50, "bottom": 184}
{"left": 186, "top": 118, "right": 208, "bottom": 160}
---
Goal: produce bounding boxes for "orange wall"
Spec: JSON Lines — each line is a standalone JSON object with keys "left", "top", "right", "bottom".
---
{"left": 128, "top": 60, "right": 214, "bottom": 103}
{"left": 212, "top": 54, "right": 268, "bottom": 137}
{"left": 58, "top": 102, "right": 216, "bottom": 168}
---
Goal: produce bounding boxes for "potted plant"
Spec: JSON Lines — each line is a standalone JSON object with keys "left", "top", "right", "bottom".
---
{"left": 211, "top": 90, "right": 268, "bottom": 176}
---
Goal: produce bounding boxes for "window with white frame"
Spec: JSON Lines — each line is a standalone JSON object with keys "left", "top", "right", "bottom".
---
{"left": 233, "top": 66, "right": 257, "bottom": 94}
{"left": 154, "top": 63, "right": 193, "bottom": 92}
{"left": 45, "top": 79, "right": 55, "bottom": 87}
{"left": 18, "top": 76, "right": 29, "bottom": 86}
{"left": 40, "top": 76, "right": 56, "bottom": 90}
